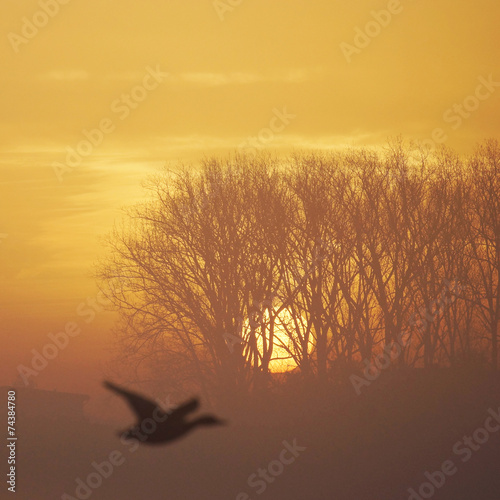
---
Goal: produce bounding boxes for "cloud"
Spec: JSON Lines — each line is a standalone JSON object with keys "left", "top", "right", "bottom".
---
{"left": 173, "top": 68, "right": 323, "bottom": 87}
{"left": 38, "top": 70, "right": 90, "bottom": 82}
{"left": 33, "top": 67, "right": 322, "bottom": 87}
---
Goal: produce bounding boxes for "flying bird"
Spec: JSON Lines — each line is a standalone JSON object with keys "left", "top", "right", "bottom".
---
{"left": 104, "top": 381, "right": 225, "bottom": 445}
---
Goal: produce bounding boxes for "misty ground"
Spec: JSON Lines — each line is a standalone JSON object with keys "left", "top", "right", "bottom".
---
{"left": 3, "top": 368, "right": 500, "bottom": 500}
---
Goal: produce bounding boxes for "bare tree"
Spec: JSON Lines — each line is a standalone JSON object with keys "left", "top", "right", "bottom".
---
{"left": 99, "top": 140, "right": 500, "bottom": 400}
{"left": 466, "top": 140, "right": 500, "bottom": 369}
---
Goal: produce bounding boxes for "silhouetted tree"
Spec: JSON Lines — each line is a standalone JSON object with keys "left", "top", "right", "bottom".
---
{"left": 99, "top": 140, "right": 500, "bottom": 400}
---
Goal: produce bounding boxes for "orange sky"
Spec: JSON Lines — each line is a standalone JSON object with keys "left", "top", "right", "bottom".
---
{"left": 1, "top": 0, "right": 499, "bottom": 398}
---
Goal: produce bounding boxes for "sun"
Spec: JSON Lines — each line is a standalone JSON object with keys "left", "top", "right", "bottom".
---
{"left": 241, "top": 306, "right": 311, "bottom": 373}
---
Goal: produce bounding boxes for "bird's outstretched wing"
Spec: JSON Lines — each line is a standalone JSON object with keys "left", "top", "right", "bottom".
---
{"left": 169, "top": 398, "right": 199, "bottom": 421}
{"left": 104, "top": 381, "right": 160, "bottom": 422}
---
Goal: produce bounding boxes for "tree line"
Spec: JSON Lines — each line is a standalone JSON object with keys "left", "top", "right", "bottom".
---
{"left": 99, "top": 139, "right": 499, "bottom": 399}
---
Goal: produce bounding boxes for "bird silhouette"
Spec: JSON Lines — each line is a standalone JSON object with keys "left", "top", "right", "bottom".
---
{"left": 104, "top": 381, "right": 225, "bottom": 445}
